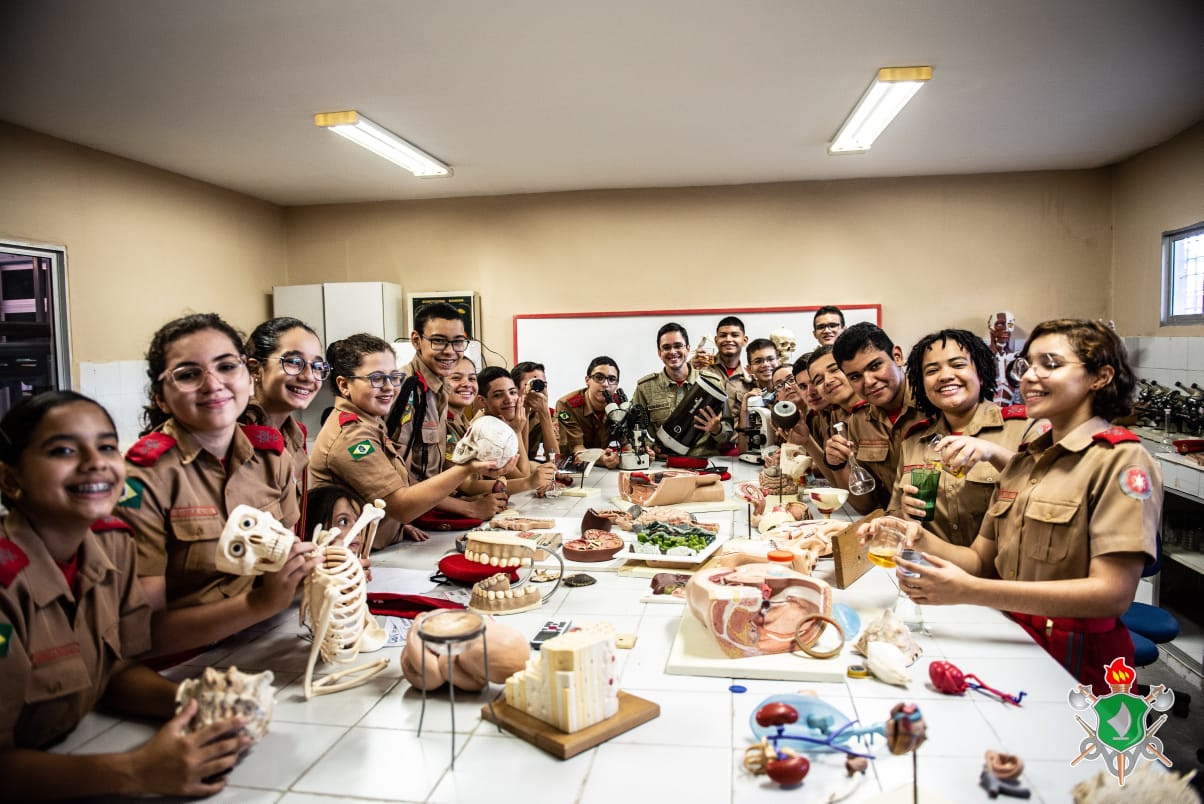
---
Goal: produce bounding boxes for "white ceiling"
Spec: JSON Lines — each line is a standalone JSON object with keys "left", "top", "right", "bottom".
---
{"left": 3, "top": 0, "right": 1202, "bottom": 207}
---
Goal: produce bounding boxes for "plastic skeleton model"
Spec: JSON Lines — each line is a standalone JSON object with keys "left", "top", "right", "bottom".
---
{"left": 988, "top": 310, "right": 1020, "bottom": 405}
{"left": 215, "top": 502, "right": 390, "bottom": 699}
{"left": 176, "top": 666, "right": 275, "bottom": 744}
{"left": 452, "top": 414, "right": 519, "bottom": 467}
{"left": 602, "top": 389, "right": 653, "bottom": 470}
{"left": 462, "top": 531, "right": 563, "bottom": 615}
{"left": 769, "top": 327, "right": 798, "bottom": 364}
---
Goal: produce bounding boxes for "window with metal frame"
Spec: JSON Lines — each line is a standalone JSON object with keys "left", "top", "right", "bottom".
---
{"left": 1163, "top": 222, "right": 1204, "bottom": 325}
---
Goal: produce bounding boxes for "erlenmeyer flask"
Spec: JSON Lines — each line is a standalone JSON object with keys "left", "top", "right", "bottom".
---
{"left": 833, "top": 422, "right": 876, "bottom": 495}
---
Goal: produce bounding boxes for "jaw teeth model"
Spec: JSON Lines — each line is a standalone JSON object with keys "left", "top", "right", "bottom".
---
{"left": 470, "top": 573, "right": 542, "bottom": 613}
{"left": 464, "top": 532, "right": 535, "bottom": 568}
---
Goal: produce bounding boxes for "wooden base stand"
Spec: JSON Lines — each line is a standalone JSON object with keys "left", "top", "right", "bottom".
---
{"left": 480, "top": 690, "right": 659, "bottom": 759}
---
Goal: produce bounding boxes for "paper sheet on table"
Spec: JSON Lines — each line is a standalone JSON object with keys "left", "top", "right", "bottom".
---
{"left": 365, "top": 567, "right": 441, "bottom": 595}
{"left": 382, "top": 616, "right": 413, "bottom": 647}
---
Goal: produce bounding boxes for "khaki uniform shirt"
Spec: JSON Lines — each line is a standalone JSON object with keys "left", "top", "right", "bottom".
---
{"left": 844, "top": 384, "right": 925, "bottom": 510}
{"left": 982, "top": 418, "right": 1160, "bottom": 582}
{"left": 447, "top": 407, "right": 470, "bottom": 464}
{"left": 723, "top": 370, "right": 758, "bottom": 426}
{"left": 526, "top": 411, "right": 553, "bottom": 460}
{"left": 117, "top": 420, "right": 299, "bottom": 609}
{"left": 390, "top": 356, "right": 448, "bottom": 483}
{"left": 888, "top": 403, "right": 1036, "bottom": 546}
{"left": 0, "top": 514, "right": 151, "bottom": 750}
{"left": 310, "top": 397, "right": 409, "bottom": 548}
{"left": 242, "top": 403, "right": 309, "bottom": 531}
{"left": 632, "top": 367, "right": 726, "bottom": 457}
{"left": 554, "top": 388, "right": 610, "bottom": 453}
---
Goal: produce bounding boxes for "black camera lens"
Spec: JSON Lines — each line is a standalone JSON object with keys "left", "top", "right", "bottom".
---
{"left": 529, "top": 378, "right": 546, "bottom": 393}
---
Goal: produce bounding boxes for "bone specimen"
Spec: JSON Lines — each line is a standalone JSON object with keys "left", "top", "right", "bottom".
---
{"left": 853, "top": 608, "right": 922, "bottom": 665}
{"left": 215, "top": 502, "right": 390, "bottom": 699}
{"left": 504, "top": 621, "right": 619, "bottom": 733}
{"left": 175, "top": 666, "right": 275, "bottom": 744}
{"left": 452, "top": 414, "right": 519, "bottom": 466}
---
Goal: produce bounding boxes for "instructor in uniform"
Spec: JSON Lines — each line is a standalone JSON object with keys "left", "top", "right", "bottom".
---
{"left": 633, "top": 323, "right": 724, "bottom": 457}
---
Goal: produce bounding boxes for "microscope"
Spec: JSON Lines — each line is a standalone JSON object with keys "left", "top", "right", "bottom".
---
{"left": 736, "top": 393, "right": 802, "bottom": 464}
{"left": 603, "top": 389, "right": 653, "bottom": 470}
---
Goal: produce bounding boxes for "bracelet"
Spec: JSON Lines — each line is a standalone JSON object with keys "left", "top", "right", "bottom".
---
{"left": 824, "top": 458, "right": 848, "bottom": 470}
{"left": 793, "top": 614, "right": 846, "bottom": 660}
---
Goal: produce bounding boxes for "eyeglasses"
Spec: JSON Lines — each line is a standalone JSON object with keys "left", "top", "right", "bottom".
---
{"left": 589, "top": 372, "right": 620, "bottom": 385}
{"left": 772, "top": 376, "right": 798, "bottom": 393}
{"left": 347, "top": 371, "right": 407, "bottom": 389}
{"left": 749, "top": 356, "right": 779, "bottom": 368}
{"left": 420, "top": 335, "right": 471, "bottom": 353}
{"left": 1010, "top": 355, "right": 1086, "bottom": 382}
{"left": 658, "top": 342, "right": 688, "bottom": 353}
{"left": 159, "top": 357, "right": 247, "bottom": 393}
{"left": 814, "top": 323, "right": 843, "bottom": 332}
{"left": 277, "top": 356, "right": 332, "bottom": 381}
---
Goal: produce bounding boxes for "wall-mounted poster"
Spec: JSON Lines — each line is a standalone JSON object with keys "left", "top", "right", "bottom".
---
{"left": 406, "top": 291, "right": 480, "bottom": 340}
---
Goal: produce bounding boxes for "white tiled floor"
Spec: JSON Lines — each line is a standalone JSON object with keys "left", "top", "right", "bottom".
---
{"left": 61, "top": 459, "right": 1157, "bottom": 801}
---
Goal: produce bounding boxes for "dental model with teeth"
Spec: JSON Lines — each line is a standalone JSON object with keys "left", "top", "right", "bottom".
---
{"left": 116, "top": 313, "right": 319, "bottom": 657}
{"left": 886, "top": 329, "right": 1036, "bottom": 546}
{"left": 860, "top": 319, "right": 1162, "bottom": 696}
{"left": 0, "top": 392, "right": 249, "bottom": 800}
{"left": 310, "top": 334, "right": 515, "bottom": 550}
{"left": 243, "top": 317, "right": 328, "bottom": 527}
{"left": 830, "top": 324, "right": 925, "bottom": 513}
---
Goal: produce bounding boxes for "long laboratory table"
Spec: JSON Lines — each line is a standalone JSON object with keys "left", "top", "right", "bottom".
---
{"left": 60, "top": 457, "right": 1138, "bottom": 803}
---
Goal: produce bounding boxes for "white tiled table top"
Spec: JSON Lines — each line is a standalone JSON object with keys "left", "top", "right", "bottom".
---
{"left": 61, "top": 458, "right": 1143, "bottom": 802}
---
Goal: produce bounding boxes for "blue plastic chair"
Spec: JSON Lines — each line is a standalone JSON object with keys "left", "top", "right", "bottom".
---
{"left": 1121, "top": 533, "right": 1179, "bottom": 665}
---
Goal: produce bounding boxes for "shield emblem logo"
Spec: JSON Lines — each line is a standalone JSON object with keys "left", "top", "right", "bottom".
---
{"left": 1093, "top": 694, "right": 1149, "bottom": 753}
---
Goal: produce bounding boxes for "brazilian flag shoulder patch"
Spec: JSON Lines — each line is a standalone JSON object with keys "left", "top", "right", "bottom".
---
{"left": 0, "top": 622, "right": 12, "bottom": 658}
{"left": 558, "top": 410, "right": 571, "bottom": 422}
{"left": 348, "top": 440, "right": 376, "bottom": 461}
{"left": 117, "top": 478, "right": 144, "bottom": 509}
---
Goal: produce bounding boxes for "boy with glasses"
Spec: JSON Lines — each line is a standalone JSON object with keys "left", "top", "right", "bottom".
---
{"left": 812, "top": 306, "right": 846, "bottom": 346}
{"left": 389, "top": 302, "right": 471, "bottom": 483}
{"left": 723, "top": 338, "right": 780, "bottom": 454}
{"left": 554, "top": 356, "right": 623, "bottom": 469}
{"left": 633, "top": 322, "right": 726, "bottom": 457}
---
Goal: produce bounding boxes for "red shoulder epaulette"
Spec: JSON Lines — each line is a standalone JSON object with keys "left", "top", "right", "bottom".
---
{"left": 850, "top": 400, "right": 869, "bottom": 413}
{"left": 91, "top": 516, "right": 133, "bottom": 534}
{"left": 241, "top": 424, "right": 285, "bottom": 455}
{"left": 297, "top": 421, "right": 307, "bottom": 439}
{"left": 0, "top": 538, "right": 30, "bottom": 588}
{"left": 1093, "top": 426, "right": 1140, "bottom": 445}
{"left": 338, "top": 411, "right": 360, "bottom": 427}
{"left": 1000, "top": 404, "right": 1027, "bottom": 420}
{"left": 126, "top": 432, "right": 177, "bottom": 467}
{"left": 568, "top": 394, "right": 585, "bottom": 409}
{"left": 905, "top": 418, "right": 934, "bottom": 439}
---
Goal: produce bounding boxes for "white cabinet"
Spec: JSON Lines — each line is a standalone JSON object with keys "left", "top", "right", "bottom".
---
{"left": 272, "top": 282, "right": 404, "bottom": 439}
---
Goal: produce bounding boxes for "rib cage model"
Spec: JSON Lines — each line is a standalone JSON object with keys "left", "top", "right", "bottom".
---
{"left": 215, "top": 502, "right": 390, "bottom": 699}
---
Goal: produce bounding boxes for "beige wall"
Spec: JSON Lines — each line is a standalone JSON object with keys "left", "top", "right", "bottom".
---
{"left": 1111, "top": 121, "right": 1204, "bottom": 336}
{"left": 286, "top": 170, "right": 1114, "bottom": 356}
{"left": 0, "top": 122, "right": 287, "bottom": 372}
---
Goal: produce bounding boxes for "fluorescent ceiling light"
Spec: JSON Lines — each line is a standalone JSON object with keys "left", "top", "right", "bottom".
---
{"left": 828, "top": 66, "right": 933, "bottom": 155}
{"left": 315, "top": 110, "right": 451, "bottom": 177}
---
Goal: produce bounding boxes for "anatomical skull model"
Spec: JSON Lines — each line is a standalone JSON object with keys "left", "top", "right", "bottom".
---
{"left": 215, "top": 501, "right": 391, "bottom": 699}
{"left": 770, "top": 327, "right": 797, "bottom": 363}
{"left": 452, "top": 414, "right": 519, "bottom": 467}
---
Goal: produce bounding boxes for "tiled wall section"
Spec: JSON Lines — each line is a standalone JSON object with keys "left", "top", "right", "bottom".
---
{"left": 1125, "top": 335, "right": 1204, "bottom": 389}
{"left": 79, "top": 360, "right": 149, "bottom": 449}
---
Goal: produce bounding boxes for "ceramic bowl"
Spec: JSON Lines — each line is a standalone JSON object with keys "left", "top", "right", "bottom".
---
{"left": 563, "top": 530, "right": 625, "bottom": 562}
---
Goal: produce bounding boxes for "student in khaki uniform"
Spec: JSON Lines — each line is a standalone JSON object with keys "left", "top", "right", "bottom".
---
{"left": 115, "top": 314, "right": 317, "bottom": 657}
{"left": 472, "top": 367, "right": 556, "bottom": 493}
{"left": 555, "top": 356, "right": 623, "bottom": 469}
{"left": 632, "top": 323, "right": 725, "bottom": 457}
{"left": 0, "top": 392, "right": 247, "bottom": 799}
{"left": 691, "top": 315, "right": 748, "bottom": 380}
{"left": 512, "top": 361, "right": 558, "bottom": 460}
{"left": 389, "top": 302, "right": 465, "bottom": 483}
{"left": 310, "top": 334, "right": 509, "bottom": 548}
{"left": 724, "top": 338, "right": 781, "bottom": 453}
{"left": 888, "top": 329, "right": 1037, "bottom": 546}
{"left": 812, "top": 305, "right": 846, "bottom": 347}
{"left": 829, "top": 323, "right": 925, "bottom": 514}
{"left": 868, "top": 320, "right": 1161, "bottom": 694}
{"left": 242, "top": 317, "right": 330, "bottom": 536}
{"left": 445, "top": 356, "right": 478, "bottom": 463}
{"left": 779, "top": 347, "right": 859, "bottom": 485}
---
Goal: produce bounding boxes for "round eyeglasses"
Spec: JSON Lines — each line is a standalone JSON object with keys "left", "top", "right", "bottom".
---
{"left": 159, "top": 357, "right": 248, "bottom": 393}
{"left": 347, "top": 371, "right": 407, "bottom": 389}
{"left": 277, "top": 356, "right": 332, "bottom": 381}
